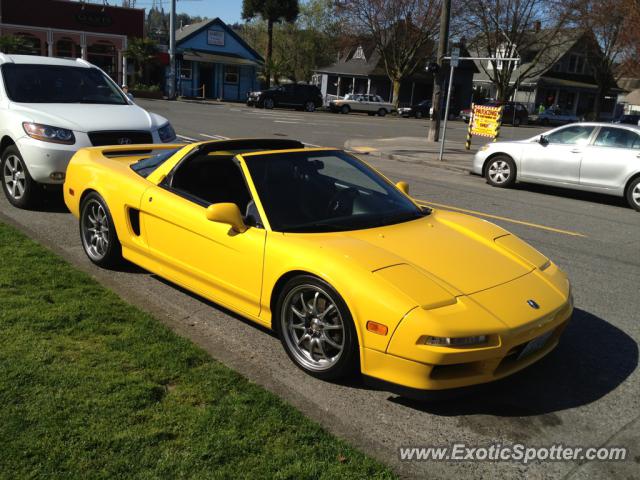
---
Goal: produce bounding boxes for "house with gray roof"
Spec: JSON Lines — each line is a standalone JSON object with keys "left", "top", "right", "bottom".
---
{"left": 313, "top": 39, "right": 477, "bottom": 109}
{"left": 170, "top": 17, "right": 263, "bottom": 100}
{"left": 469, "top": 28, "right": 620, "bottom": 118}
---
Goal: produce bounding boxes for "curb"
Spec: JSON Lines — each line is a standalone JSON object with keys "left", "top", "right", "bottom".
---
{"left": 357, "top": 149, "right": 471, "bottom": 173}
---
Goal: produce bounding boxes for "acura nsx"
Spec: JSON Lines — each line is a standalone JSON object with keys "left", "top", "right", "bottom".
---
{"left": 64, "top": 139, "right": 573, "bottom": 397}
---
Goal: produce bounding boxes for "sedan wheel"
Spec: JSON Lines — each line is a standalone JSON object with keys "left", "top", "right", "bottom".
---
{"left": 1, "top": 145, "right": 39, "bottom": 209}
{"left": 304, "top": 101, "right": 316, "bottom": 112}
{"left": 277, "top": 276, "right": 358, "bottom": 380}
{"left": 340, "top": 105, "right": 350, "bottom": 114}
{"left": 263, "top": 98, "right": 275, "bottom": 109}
{"left": 377, "top": 108, "right": 387, "bottom": 117}
{"left": 626, "top": 178, "right": 640, "bottom": 212}
{"left": 415, "top": 111, "right": 423, "bottom": 119}
{"left": 485, "top": 155, "right": 516, "bottom": 188}
{"left": 80, "top": 192, "right": 122, "bottom": 267}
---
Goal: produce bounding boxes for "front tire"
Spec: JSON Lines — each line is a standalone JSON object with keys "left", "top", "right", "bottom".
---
{"left": 377, "top": 108, "right": 387, "bottom": 117}
{"left": 485, "top": 155, "right": 516, "bottom": 188}
{"left": 276, "top": 275, "right": 358, "bottom": 381}
{"left": 340, "top": 105, "right": 350, "bottom": 114}
{"left": 304, "top": 101, "right": 316, "bottom": 112}
{"left": 263, "top": 98, "right": 275, "bottom": 109}
{"left": 1, "top": 145, "right": 40, "bottom": 209}
{"left": 415, "top": 111, "right": 423, "bottom": 119}
{"left": 80, "top": 192, "right": 123, "bottom": 268}
{"left": 626, "top": 177, "right": 640, "bottom": 212}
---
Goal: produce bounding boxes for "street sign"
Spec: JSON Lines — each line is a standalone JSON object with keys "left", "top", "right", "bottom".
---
{"left": 470, "top": 105, "right": 503, "bottom": 138}
{"left": 450, "top": 47, "right": 460, "bottom": 67}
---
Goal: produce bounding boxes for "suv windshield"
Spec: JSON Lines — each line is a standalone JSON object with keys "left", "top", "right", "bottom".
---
{"left": 244, "top": 150, "right": 427, "bottom": 233}
{"left": 1, "top": 64, "right": 127, "bottom": 104}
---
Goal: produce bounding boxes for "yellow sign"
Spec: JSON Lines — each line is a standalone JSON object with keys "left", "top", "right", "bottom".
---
{"left": 470, "top": 105, "right": 503, "bottom": 138}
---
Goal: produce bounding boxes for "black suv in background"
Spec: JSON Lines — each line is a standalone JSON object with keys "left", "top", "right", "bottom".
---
{"left": 246, "top": 84, "right": 323, "bottom": 112}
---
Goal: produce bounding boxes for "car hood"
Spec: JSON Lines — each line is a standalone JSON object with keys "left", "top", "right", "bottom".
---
{"left": 293, "top": 210, "right": 539, "bottom": 296}
{"left": 9, "top": 102, "right": 167, "bottom": 133}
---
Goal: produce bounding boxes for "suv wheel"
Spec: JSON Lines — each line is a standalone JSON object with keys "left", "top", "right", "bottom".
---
{"left": 513, "top": 117, "right": 521, "bottom": 127}
{"left": 626, "top": 177, "right": 640, "bottom": 212}
{"left": 1, "top": 145, "right": 40, "bottom": 209}
{"left": 304, "top": 101, "right": 316, "bottom": 112}
{"left": 263, "top": 98, "right": 275, "bottom": 109}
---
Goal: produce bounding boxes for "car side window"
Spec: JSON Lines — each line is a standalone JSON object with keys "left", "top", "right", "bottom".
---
{"left": 594, "top": 127, "right": 640, "bottom": 149}
{"left": 545, "top": 126, "right": 595, "bottom": 145}
{"left": 164, "top": 154, "right": 263, "bottom": 227}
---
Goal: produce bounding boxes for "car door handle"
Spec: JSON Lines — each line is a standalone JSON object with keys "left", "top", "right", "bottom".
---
{"left": 570, "top": 149, "right": 582, "bottom": 153}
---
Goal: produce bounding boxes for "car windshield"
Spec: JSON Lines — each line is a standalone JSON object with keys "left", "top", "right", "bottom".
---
{"left": 1, "top": 64, "right": 127, "bottom": 104}
{"left": 243, "top": 150, "right": 427, "bottom": 233}
{"left": 131, "top": 148, "right": 180, "bottom": 177}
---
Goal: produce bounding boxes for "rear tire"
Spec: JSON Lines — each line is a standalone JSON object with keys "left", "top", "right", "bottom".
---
{"left": 415, "top": 111, "right": 423, "bottom": 119}
{"left": 1, "top": 145, "right": 40, "bottom": 209}
{"left": 79, "top": 192, "right": 123, "bottom": 268}
{"left": 275, "top": 275, "right": 359, "bottom": 381}
{"left": 304, "top": 101, "right": 316, "bottom": 112}
{"left": 340, "top": 105, "right": 350, "bottom": 114}
{"left": 485, "top": 155, "right": 516, "bottom": 188}
{"left": 626, "top": 177, "right": 640, "bottom": 212}
{"left": 377, "top": 108, "right": 387, "bottom": 117}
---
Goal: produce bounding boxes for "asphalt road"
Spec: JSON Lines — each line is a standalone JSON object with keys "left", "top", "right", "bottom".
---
{"left": 1, "top": 99, "right": 638, "bottom": 479}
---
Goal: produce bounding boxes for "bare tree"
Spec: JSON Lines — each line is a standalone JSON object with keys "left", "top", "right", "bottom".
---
{"left": 459, "top": 0, "right": 572, "bottom": 101}
{"left": 575, "top": 0, "right": 636, "bottom": 119}
{"left": 336, "top": 0, "right": 440, "bottom": 107}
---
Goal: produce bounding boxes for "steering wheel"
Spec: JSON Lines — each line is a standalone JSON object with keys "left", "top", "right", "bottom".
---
{"left": 326, "top": 187, "right": 359, "bottom": 217}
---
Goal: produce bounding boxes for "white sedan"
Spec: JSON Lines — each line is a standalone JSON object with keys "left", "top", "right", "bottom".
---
{"left": 329, "top": 94, "right": 395, "bottom": 116}
{"left": 472, "top": 122, "right": 640, "bottom": 211}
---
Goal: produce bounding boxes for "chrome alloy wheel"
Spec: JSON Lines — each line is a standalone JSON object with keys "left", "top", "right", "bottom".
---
{"left": 488, "top": 159, "right": 511, "bottom": 184}
{"left": 3, "top": 154, "right": 26, "bottom": 200}
{"left": 281, "top": 285, "right": 345, "bottom": 372}
{"left": 633, "top": 184, "right": 640, "bottom": 207}
{"left": 81, "top": 200, "right": 110, "bottom": 261}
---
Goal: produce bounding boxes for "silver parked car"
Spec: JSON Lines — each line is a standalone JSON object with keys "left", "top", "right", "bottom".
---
{"left": 472, "top": 123, "right": 640, "bottom": 211}
{"left": 530, "top": 106, "right": 581, "bottom": 126}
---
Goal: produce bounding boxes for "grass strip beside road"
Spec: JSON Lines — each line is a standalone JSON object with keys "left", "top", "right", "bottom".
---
{"left": 0, "top": 222, "right": 394, "bottom": 480}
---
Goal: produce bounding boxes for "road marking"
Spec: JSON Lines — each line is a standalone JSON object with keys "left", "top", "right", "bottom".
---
{"left": 177, "top": 133, "right": 198, "bottom": 142}
{"left": 417, "top": 201, "right": 587, "bottom": 237}
{"left": 200, "top": 133, "right": 230, "bottom": 140}
{"left": 273, "top": 120, "right": 299, "bottom": 124}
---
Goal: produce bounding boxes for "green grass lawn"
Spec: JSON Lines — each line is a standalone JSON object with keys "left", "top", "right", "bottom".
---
{"left": 0, "top": 222, "right": 395, "bottom": 479}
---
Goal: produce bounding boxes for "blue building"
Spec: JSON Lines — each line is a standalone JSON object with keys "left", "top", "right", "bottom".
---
{"left": 173, "top": 18, "right": 263, "bottom": 100}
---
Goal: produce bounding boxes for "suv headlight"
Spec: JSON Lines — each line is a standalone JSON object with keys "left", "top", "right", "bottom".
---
{"left": 158, "top": 123, "right": 176, "bottom": 143}
{"left": 23, "top": 122, "right": 75, "bottom": 145}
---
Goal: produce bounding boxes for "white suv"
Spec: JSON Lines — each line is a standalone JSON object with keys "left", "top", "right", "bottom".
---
{"left": 0, "top": 54, "right": 177, "bottom": 208}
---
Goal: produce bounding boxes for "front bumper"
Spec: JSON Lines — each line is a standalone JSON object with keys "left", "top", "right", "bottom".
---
{"left": 471, "top": 148, "right": 491, "bottom": 175}
{"left": 361, "top": 269, "right": 573, "bottom": 392}
{"left": 16, "top": 136, "right": 90, "bottom": 184}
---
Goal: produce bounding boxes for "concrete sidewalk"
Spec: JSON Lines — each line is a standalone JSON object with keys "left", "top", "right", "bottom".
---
{"left": 345, "top": 136, "right": 476, "bottom": 173}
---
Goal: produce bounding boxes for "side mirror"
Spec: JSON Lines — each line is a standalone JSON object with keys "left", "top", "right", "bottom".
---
{"left": 396, "top": 181, "right": 409, "bottom": 194}
{"left": 206, "top": 203, "right": 247, "bottom": 233}
{"left": 538, "top": 135, "right": 549, "bottom": 146}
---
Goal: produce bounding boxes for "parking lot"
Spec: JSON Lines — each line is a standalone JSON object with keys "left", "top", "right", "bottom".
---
{"left": 1, "top": 98, "right": 638, "bottom": 479}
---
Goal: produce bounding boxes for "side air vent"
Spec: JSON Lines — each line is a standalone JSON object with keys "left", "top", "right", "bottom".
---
{"left": 128, "top": 208, "right": 141, "bottom": 236}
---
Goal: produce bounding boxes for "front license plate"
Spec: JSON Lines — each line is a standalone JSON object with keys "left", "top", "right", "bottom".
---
{"left": 518, "top": 330, "right": 554, "bottom": 361}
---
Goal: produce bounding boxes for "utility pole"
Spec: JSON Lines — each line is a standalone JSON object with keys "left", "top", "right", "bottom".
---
{"left": 168, "top": 0, "right": 177, "bottom": 99}
{"left": 427, "top": 0, "right": 451, "bottom": 142}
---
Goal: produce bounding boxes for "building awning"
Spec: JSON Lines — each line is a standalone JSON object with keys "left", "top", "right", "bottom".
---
{"left": 182, "top": 50, "right": 259, "bottom": 66}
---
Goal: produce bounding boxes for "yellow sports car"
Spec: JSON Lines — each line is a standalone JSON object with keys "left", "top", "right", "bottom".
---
{"left": 63, "top": 139, "right": 573, "bottom": 398}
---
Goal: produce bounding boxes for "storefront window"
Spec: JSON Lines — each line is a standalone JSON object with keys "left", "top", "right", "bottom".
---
{"left": 14, "top": 33, "right": 42, "bottom": 56}
{"left": 88, "top": 41, "right": 117, "bottom": 79}
{"left": 180, "top": 61, "right": 192, "bottom": 80}
{"left": 56, "top": 38, "right": 78, "bottom": 58}
{"left": 224, "top": 65, "right": 239, "bottom": 84}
